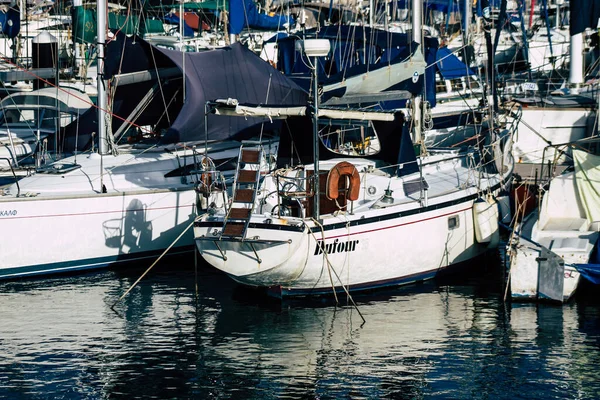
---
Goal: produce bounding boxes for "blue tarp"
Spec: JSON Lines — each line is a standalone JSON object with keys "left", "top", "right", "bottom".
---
{"left": 575, "top": 264, "right": 600, "bottom": 284}
{"left": 160, "top": 42, "right": 307, "bottom": 143}
{"left": 393, "top": 0, "right": 461, "bottom": 13}
{"left": 575, "top": 246, "right": 600, "bottom": 285}
{"left": 229, "top": 0, "right": 294, "bottom": 35}
{"left": 0, "top": 7, "right": 20, "bottom": 39}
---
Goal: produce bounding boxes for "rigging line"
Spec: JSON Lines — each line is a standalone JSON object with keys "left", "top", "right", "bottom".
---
{"left": 110, "top": 217, "right": 202, "bottom": 310}
{"left": 283, "top": 119, "right": 302, "bottom": 165}
{"left": 366, "top": 20, "right": 377, "bottom": 74}
{"left": 107, "top": 0, "right": 131, "bottom": 44}
{"left": 259, "top": 73, "right": 273, "bottom": 143}
{"left": 133, "top": 86, "right": 181, "bottom": 143}
{"left": 339, "top": 23, "right": 355, "bottom": 82}
{"left": 311, "top": 219, "right": 339, "bottom": 303}
{"left": 240, "top": 0, "right": 251, "bottom": 37}
{"left": 146, "top": 38, "right": 173, "bottom": 126}
{"left": 308, "top": 219, "right": 366, "bottom": 324}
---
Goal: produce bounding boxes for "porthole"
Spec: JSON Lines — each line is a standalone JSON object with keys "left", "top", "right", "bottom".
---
{"left": 448, "top": 215, "right": 459, "bottom": 230}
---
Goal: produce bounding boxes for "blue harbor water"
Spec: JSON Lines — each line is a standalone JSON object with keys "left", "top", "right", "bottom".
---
{"left": 1, "top": 251, "right": 600, "bottom": 399}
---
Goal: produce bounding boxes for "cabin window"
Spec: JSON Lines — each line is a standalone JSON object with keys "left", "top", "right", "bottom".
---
{"left": 319, "top": 120, "right": 381, "bottom": 157}
{"left": 448, "top": 215, "right": 460, "bottom": 230}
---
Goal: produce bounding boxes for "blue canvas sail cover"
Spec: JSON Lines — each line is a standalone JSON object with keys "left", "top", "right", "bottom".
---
{"left": 436, "top": 46, "right": 475, "bottom": 80}
{"left": 0, "top": 7, "right": 20, "bottom": 39}
{"left": 270, "top": 26, "right": 427, "bottom": 100}
{"left": 570, "top": 0, "right": 600, "bottom": 35}
{"left": 229, "top": 0, "right": 294, "bottom": 35}
{"left": 271, "top": 29, "right": 465, "bottom": 109}
{"left": 61, "top": 34, "right": 307, "bottom": 151}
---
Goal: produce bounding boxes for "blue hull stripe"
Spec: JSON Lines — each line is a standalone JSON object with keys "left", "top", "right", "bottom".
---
{"left": 270, "top": 268, "right": 440, "bottom": 298}
{"left": 0, "top": 245, "right": 196, "bottom": 280}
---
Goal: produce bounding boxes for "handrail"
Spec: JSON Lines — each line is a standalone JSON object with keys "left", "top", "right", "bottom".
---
{"left": 0, "top": 157, "right": 20, "bottom": 197}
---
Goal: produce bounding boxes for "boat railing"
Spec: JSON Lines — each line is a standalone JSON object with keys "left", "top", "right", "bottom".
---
{"left": 272, "top": 173, "right": 312, "bottom": 218}
{"left": 275, "top": 173, "right": 313, "bottom": 199}
{"left": 0, "top": 157, "right": 20, "bottom": 197}
{"left": 189, "top": 146, "right": 228, "bottom": 215}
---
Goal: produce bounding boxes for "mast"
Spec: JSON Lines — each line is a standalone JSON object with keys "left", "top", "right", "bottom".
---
{"left": 312, "top": 52, "right": 320, "bottom": 220}
{"left": 568, "top": 0, "right": 590, "bottom": 94}
{"left": 411, "top": 0, "right": 422, "bottom": 45}
{"left": 411, "top": 0, "right": 422, "bottom": 146}
{"left": 179, "top": 0, "right": 184, "bottom": 47}
{"left": 97, "top": 0, "right": 108, "bottom": 156}
{"left": 303, "top": 39, "right": 330, "bottom": 220}
{"left": 569, "top": 35, "right": 584, "bottom": 93}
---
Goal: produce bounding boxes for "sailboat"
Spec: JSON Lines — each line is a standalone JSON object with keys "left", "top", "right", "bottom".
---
{"left": 193, "top": 25, "right": 516, "bottom": 296}
{"left": 506, "top": 0, "right": 600, "bottom": 302}
{"left": 193, "top": 98, "right": 514, "bottom": 296}
{"left": 508, "top": 149, "right": 600, "bottom": 302}
{"left": 0, "top": 1, "right": 306, "bottom": 279}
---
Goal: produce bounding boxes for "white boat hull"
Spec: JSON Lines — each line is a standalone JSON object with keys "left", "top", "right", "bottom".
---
{"left": 509, "top": 235, "right": 582, "bottom": 302}
{"left": 513, "top": 107, "right": 595, "bottom": 164}
{"left": 509, "top": 166, "right": 600, "bottom": 302}
{"left": 0, "top": 188, "right": 197, "bottom": 279}
{"left": 196, "top": 197, "right": 497, "bottom": 296}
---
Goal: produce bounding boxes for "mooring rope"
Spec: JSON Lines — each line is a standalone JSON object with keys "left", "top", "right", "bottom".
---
{"left": 307, "top": 219, "right": 366, "bottom": 324}
{"left": 110, "top": 215, "right": 204, "bottom": 310}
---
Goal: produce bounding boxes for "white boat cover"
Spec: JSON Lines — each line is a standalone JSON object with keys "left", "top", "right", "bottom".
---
{"left": 574, "top": 149, "right": 600, "bottom": 224}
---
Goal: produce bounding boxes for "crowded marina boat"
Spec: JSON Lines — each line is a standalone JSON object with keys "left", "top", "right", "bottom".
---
{"left": 0, "top": 0, "right": 598, "bottom": 304}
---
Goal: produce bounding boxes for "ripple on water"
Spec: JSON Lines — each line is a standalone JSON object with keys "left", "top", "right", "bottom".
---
{"left": 0, "top": 262, "right": 600, "bottom": 398}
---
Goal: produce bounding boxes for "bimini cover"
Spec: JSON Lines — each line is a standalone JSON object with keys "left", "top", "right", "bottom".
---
{"left": 158, "top": 42, "right": 307, "bottom": 143}
{"left": 573, "top": 149, "right": 600, "bottom": 225}
{"left": 0, "top": 87, "right": 92, "bottom": 114}
{"left": 61, "top": 35, "right": 306, "bottom": 151}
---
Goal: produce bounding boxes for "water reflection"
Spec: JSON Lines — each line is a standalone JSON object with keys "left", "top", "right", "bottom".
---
{"left": 0, "top": 256, "right": 599, "bottom": 399}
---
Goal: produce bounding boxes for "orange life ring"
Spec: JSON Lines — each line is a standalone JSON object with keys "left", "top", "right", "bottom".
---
{"left": 326, "top": 161, "right": 360, "bottom": 201}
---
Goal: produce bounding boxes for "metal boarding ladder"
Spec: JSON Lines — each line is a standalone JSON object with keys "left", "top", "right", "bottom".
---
{"left": 220, "top": 143, "right": 263, "bottom": 240}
